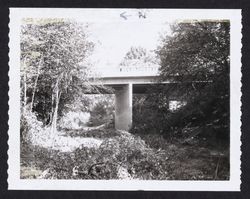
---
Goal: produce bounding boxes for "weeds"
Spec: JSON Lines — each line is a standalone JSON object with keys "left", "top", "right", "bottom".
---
{"left": 21, "top": 126, "right": 229, "bottom": 180}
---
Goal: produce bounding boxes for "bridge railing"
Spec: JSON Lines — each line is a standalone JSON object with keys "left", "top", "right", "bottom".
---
{"left": 119, "top": 65, "right": 159, "bottom": 72}
{"left": 88, "top": 65, "right": 160, "bottom": 78}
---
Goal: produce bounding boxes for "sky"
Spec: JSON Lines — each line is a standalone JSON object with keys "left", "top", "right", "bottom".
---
{"left": 79, "top": 10, "right": 173, "bottom": 71}
{"left": 16, "top": 8, "right": 235, "bottom": 74}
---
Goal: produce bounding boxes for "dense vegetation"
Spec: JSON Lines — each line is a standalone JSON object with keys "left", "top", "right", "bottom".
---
{"left": 20, "top": 20, "right": 230, "bottom": 180}
{"left": 132, "top": 21, "right": 230, "bottom": 144}
{"left": 21, "top": 19, "right": 97, "bottom": 137}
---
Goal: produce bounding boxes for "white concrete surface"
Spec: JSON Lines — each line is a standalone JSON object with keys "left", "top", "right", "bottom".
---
{"left": 115, "top": 84, "right": 133, "bottom": 131}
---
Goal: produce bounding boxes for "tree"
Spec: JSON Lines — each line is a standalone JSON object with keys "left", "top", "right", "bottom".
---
{"left": 120, "top": 46, "right": 158, "bottom": 67}
{"left": 21, "top": 19, "right": 95, "bottom": 133}
{"left": 156, "top": 21, "right": 230, "bottom": 137}
{"left": 157, "top": 21, "right": 229, "bottom": 82}
{"left": 133, "top": 21, "right": 230, "bottom": 140}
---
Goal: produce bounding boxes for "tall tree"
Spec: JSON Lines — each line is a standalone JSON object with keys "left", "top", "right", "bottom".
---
{"left": 157, "top": 21, "right": 229, "bottom": 82}
{"left": 155, "top": 21, "right": 230, "bottom": 134}
{"left": 21, "top": 19, "right": 95, "bottom": 133}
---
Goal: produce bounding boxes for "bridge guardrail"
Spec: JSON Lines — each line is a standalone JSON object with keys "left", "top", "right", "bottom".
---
{"left": 88, "top": 65, "right": 160, "bottom": 78}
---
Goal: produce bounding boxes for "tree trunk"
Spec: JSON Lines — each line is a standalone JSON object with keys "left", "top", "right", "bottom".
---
{"left": 31, "top": 58, "right": 42, "bottom": 112}
{"left": 49, "top": 93, "right": 54, "bottom": 125}
{"left": 24, "top": 72, "right": 27, "bottom": 113}
{"left": 51, "top": 77, "right": 61, "bottom": 135}
{"left": 23, "top": 57, "right": 27, "bottom": 114}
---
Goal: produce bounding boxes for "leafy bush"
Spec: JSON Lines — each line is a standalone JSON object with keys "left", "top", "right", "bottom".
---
{"left": 32, "top": 130, "right": 170, "bottom": 180}
{"left": 21, "top": 109, "right": 43, "bottom": 144}
{"left": 87, "top": 98, "right": 114, "bottom": 127}
{"left": 132, "top": 93, "right": 172, "bottom": 136}
{"left": 132, "top": 84, "right": 229, "bottom": 144}
{"left": 58, "top": 111, "right": 90, "bottom": 129}
{"left": 70, "top": 131, "right": 172, "bottom": 180}
{"left": 21, "top": 128, "right": 229, "bottom": 180}
{"left": 72, "top": 132, "right": 148, "bottom": 179}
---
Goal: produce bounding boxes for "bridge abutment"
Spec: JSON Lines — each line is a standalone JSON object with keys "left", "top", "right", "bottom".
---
{"left": 115, "top": 83, "right": 133, "bottom": 131}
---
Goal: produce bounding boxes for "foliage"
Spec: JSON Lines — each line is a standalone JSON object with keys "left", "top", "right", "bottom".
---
{"left": 133, "top": 21, "right": 230, "bottom": 141}
{"left": 65, "top": 127, "right": 120, "bottom": 139}
{"left": 136, "top": 132, "right": 229, "bottom": 180}
{"left": 20, "top": 20, "right": 230, "bottom": 182}
{"left": 87, "top": 95, "right": 115, "bottom": 126}
{"left": 20, "top": 108, "right": 43, "bottom": 145}
{"left": 120, "top": 46, "right": 158, "bottom": 67}
{"left": 73, "top": 132, "right": 149, "bottom": 179}
{"left": 36, "top": 130, "right": 169, "bottom": 180}
{"left": 58, "top": 111, "right": 90, "bottom": 129}
{"left": 157, "top": 21, "right": 229, "bottom": 81}
{"left": 20, "top": 19, "right": 95, "bottom": 133}
{"left": 21, "top": 128, "right": 229, "bottom": 180}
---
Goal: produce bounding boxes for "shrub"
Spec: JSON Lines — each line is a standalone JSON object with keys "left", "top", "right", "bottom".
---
{"left": 70, "top": 131, "right": 170, "bottom": 180}
{"left": 58, "top": 111, "right": 90, "bottom": 129}
{"left": 132, "top": 88, "right": 229, "bottom": 143}
{"left": 88, "top": 100, "right": 114, "bottom": 127}
{"left": 21, "top": 109, "right": 43, "bottom": 145}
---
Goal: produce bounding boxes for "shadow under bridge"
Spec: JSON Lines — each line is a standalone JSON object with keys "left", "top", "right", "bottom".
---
{"left": 88, "top": 76, "right": 171, "bottom": 131}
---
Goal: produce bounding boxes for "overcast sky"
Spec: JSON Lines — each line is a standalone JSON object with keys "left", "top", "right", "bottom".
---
{"left": 16, "top": 8, "right": 234, "bottom": 72}
{"left": 81, "top": 10, "right": 173, "bottom": 70}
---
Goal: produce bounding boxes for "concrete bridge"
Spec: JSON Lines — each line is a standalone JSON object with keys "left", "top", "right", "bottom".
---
{"left": 89, "top": 65, "right": 166, "bottom": 131}
{"left": 88, "top": 65, "right": 210, "bottom": 131}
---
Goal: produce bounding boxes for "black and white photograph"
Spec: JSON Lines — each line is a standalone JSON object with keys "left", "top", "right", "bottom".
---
{"left": 8, "top": 8, "right": 241, "bottom": 191}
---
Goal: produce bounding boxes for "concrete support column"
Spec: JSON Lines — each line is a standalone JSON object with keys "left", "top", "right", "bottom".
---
{"left": 115, "top": 84, "right": 133, "bottom": 131}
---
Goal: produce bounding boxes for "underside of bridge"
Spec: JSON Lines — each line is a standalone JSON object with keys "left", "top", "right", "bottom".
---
{"left": 111, "top": 83, "right": 160, "bottom": 131}
{"left": 89, "top": 76, "right": 170, "bottom": 131}
{"left": 88, "top": 72, "right": 206, "bottom": 131}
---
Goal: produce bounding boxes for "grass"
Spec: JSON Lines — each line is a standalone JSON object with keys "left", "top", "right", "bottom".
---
{"left": 136, "top": 133, "right": 230, "bottom": 180}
